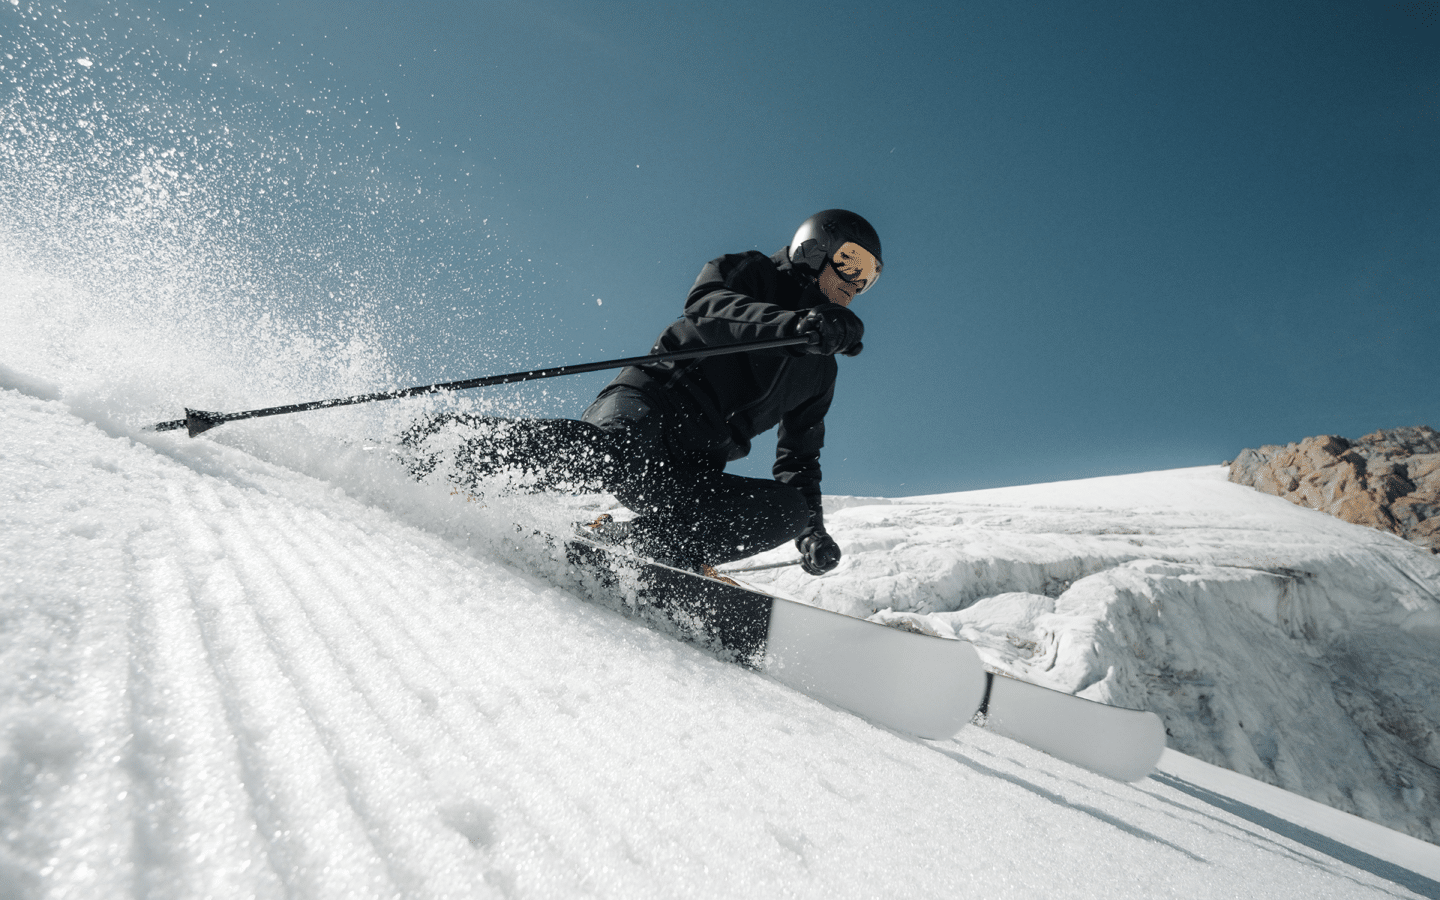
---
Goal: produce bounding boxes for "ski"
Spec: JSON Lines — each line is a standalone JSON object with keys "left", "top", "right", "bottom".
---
{"left": 561, "top": 537, "right": 988, "bottom": 740}
{"left": 545, "top": 535, "right": 1166, "bottom": 781}
{"left": 979, "top": 671, "right": 1167, "bottom": 782}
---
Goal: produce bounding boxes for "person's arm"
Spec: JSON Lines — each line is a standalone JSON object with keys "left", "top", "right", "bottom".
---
{"left": 777, "top": 377, "right": 846, "bottom": 574}
{"left": 774, "top": 376, "right": 833, "bottom": 534}
{"left": 683, "top": 253, "right": 815, "bottom": 347}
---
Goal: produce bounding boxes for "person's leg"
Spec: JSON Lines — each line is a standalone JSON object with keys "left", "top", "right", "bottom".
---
{"left": 400, "top": 413, "right": 613, "bottom": 492}
{"left": 582, "top": 388, "right": 810, "bottom": 569}
{"left": 631, "top": 470, "right": 810, "bottom": 568}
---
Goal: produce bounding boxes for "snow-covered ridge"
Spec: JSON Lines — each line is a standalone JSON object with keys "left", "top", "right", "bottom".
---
{"left": 741, "top": 467, "right": 1440, "bottom": 843}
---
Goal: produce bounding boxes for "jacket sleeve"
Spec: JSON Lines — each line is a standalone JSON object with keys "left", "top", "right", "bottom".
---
{"left": 774, "top": 373, "right": 834, "bottom": 534}
{"left": 683, "top": 253, "right": 814, "bottom": 347}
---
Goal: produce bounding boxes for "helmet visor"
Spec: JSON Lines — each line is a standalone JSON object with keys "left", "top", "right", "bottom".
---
{"left": 831, "top": 242, "right": 882, "bottom": 295}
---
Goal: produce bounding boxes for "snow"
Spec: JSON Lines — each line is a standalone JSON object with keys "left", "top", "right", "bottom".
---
{"left": 2, "top": 376, "right": 1439, "bottom": 899}
{"left": 741, "top": 466, "right": 1440, "bottom": 848}
{"left": 3, "top": 3, "right": 1439, "bottom": 892}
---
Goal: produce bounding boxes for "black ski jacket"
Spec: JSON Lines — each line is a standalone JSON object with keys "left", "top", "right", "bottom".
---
{"left": 601, "top": 248, "right": 846, "bottom": 521}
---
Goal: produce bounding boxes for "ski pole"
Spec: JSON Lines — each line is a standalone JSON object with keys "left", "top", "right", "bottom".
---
{"left": 717, "top": 559, "right": 804, "bottom": 574}
{"left": 149, "top": 332, "right": 818, "bottom": 437}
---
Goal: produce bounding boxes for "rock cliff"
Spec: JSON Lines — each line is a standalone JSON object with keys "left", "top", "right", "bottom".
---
{"left": 1229, "top": 426, "right": 1440, "bottom": 554}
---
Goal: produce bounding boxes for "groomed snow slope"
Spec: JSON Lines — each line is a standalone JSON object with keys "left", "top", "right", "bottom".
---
{"left": 3, "top": 377, "right": 1439, "bottom": 899}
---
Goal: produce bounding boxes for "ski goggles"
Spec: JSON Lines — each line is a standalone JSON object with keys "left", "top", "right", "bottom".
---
{"left": 830, "top": 242, "right": 882, "bottom": 295}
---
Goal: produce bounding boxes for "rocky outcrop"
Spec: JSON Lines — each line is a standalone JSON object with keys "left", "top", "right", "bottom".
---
{"left": 1229, "top": 426, "right": 1440, "bottom": 554}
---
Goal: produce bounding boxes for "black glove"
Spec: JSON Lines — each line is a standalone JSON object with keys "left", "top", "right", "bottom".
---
{"left": 796, "top": 530, "right": 842, "bottom": 575}
{"left": 796, "top": 303, "right": 864, "bottom": 357}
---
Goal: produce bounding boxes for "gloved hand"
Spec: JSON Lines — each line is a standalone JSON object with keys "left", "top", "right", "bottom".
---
{"left": 796, "top": 303, "right": 864, "bottom": 357}
{"left": 796, "top": 530, "right": 842, "bottom": 575}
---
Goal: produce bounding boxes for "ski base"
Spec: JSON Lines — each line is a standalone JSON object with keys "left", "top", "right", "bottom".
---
{"left": 981, "top": 671, "right": 1167, "bottom": 782}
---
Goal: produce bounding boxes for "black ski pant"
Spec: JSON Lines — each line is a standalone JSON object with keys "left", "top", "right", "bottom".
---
{"left": 406, "top": 389, "right": 810, "bottom": 569}
{"left": 579, "top": 386, "right": 811, "bottom": 569}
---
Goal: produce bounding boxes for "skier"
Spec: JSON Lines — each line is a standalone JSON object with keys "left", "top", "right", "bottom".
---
{"left": 407, "top": 208, "right": 881, "bottom": 577}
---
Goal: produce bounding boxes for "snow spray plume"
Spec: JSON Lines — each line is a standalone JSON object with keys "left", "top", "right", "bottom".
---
{"left": 0, "top": 1, "right": 529, "bottom": 441}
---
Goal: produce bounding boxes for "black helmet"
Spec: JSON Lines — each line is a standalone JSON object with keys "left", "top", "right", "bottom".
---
{"left": 789, "top": 209, "right": 884, "bottom": 294}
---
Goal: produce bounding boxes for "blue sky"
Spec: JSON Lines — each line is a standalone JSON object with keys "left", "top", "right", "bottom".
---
{"left": 13, "top": 0, "right": 1439, "bottom": 497}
